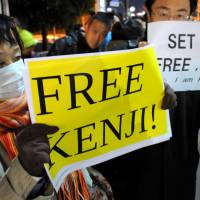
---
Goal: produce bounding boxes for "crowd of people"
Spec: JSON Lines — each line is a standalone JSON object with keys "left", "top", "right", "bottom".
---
{"left": 0, "top": 0, "right": 199, "bottom": 199}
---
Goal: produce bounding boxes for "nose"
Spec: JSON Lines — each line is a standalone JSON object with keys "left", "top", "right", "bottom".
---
{"left": 169, "top": 15, "right": 177, "bottom": 20}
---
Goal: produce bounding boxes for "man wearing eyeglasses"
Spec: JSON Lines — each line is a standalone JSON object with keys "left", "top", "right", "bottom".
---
{"left": 146, "top": 0, "right": 196, "bottom": 21}
{"left": 143, "top": 1, "right": 199, "bottom": 200}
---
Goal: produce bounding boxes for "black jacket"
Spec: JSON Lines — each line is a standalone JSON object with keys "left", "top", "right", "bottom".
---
{"left": 48, "top": 29, "right": 99, "bottom": 56}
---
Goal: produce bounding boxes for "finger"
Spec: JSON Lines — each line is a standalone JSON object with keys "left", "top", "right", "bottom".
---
{"left": 162, "top": 93, "right": 177, "bottom": 109}
{"left": 16, "top": 128, "right": 46, "bottom": 142}
{"left": 33, "top": 134, "right": 48, "bottom": 142}
{"left": 161, "top": 95, "right": 170, "bottom": 110}
{"left": 167, "top": 92, "right": 177, "bottom": 109}
{"left": 34, "top": 143, "right": 50, "bottom": 154}
{"left": 33, "top": 124, "right": 59, "bottom": 136}
{"left": 20, "top": 124, "right": 59, "bottom": 140}
{"left": 170, "top": 98, "right": 177, "bottom": 108}
{"left": 139, "top": 41, "right": 148, "bottom": 47}
{"left": 34, "top": 151, "right": 50, "bottom": 164}
{"left": 167, "top": 97, "right": 174, "bottom": 109}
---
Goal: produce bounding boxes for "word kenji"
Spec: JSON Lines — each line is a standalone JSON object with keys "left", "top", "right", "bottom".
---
{"left": 48, "top": 104, "right": 157, "bottom": 169}
{"left": 32, "top": 63, "right": 144, "bottom": 115}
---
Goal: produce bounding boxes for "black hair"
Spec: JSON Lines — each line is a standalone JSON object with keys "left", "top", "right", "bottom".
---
{"left": 145, "top": 0, "right": 197, "bottom": 15}
{"left": 87, "top": 10, "right": 95, "bottom": 17}
{"left": 111, "top": 22, "right": 132, "bottom": 40}
{"left": 107, "top": 21, "right": 140, "bottom": 51}
{"left": 88, "top": 12, "right": 112, "bottom": 30}
{"left": 0, "top": 14, "right": 23, "bottom": 50}
{"left": 112, "top": 19, "right": 144, "bottom": 41}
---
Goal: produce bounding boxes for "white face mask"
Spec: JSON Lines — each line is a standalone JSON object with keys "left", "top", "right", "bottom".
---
{"left": 0, "top": 59, "right": 25, "bottom": 101}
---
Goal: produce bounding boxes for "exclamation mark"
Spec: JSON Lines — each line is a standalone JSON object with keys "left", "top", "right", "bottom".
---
{"left": 152, "top": 104, "right": 156, "bottom": 130}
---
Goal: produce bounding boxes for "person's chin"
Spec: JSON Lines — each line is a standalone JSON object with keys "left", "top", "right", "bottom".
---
{"left": 89, "top": 43, "right": 98, "bottom": 49}
{"left": 90, "top": 46, "right": 97, "bottom": 49}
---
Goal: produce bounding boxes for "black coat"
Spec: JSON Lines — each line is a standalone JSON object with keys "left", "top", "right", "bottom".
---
{"left": 95, "top": 91, "right": 200, "bottom": 200}
{"left": 48, "top": 29, "right": 99, "bottom": 56}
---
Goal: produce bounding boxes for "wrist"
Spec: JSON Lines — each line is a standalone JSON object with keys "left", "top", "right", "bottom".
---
{"left": 18, "top": 155, "right": 43, "bottom": 177}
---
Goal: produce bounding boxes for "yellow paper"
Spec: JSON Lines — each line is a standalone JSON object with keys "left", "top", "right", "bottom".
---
{"left": 24, "top": 46, "right": 170, "bottom": 190}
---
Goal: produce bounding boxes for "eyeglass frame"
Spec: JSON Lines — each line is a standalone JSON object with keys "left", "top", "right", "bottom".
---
{"left": 151, "top": 8, "right": 190, "bottom": 21}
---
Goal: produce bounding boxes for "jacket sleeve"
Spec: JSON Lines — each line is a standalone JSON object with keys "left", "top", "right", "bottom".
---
{"left": 47, "top": 36, "right": 75, "bottom": 56}
{"left": 47, "top": 37, "right": 68, "bottom": 56}
{"left": 47, "top": 42, "right": 59, "bottom": 56}
{"left": 0, "top": 157, "right": 38, "bottom": 200}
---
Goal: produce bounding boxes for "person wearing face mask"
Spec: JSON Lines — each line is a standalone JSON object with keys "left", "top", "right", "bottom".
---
{"left": 0, "top": 14, "right": 115, "bottom": 200}
{"left": 0, "top": 14, "right": 61, "bottom": 200}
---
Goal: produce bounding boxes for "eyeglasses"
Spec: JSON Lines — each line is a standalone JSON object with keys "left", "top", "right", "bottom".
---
{"left": 151, "top": 10, "right": 189, "bottom": 21}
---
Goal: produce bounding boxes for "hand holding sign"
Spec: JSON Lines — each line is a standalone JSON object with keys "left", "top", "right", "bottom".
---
{"left": 16, "top": 124, "right": 59, "bottom": 176}
{"left": 23, "top": 46, "right": 171, "bottom": 190}
{"left": 162, "top": 82, "right": 177, "bottom": 109}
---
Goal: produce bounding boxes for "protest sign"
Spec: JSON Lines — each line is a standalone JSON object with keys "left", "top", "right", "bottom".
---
{"left": 148, "top": 21, "right": 200, "bottom": 91}
{"left": 23, "top": 45, "right": 171, "bottom": 190}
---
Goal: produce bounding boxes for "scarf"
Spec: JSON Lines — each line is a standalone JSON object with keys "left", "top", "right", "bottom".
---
{"left": 58, "top": 170, "right": 90, "bottom": 200}
{"left": 0, "top": 93, "right": 30, "bottom": 159}
{"left": 0, "top": 93, "right": 91, "bottom": 199}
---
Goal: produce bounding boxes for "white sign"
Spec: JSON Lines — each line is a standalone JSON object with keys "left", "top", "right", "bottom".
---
{"left": 148, "top": 21, "right": 200, "bottom": 91}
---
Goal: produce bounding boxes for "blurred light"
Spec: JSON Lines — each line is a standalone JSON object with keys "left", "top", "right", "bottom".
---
{"left": 137, "top": 11, "right": 146, "bottom": 16}
{"left": 107, "top": 7, "right": 113, "bottom": 12}
{"left": 34, "top": 33, "right": 66, "bottom": 43}
{"left": 131, "top": 13, "right": 136, "bottom": 17}
{"left": 100, "top": 0, "right": 106, "bottom": 11}
{"left": 129, "top": 6, "right": 136, "bottom": 12}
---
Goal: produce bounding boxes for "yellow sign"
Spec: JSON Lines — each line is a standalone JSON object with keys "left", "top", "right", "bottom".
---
{"left": 24, "top": 46, "right": 170, "bottom": 190}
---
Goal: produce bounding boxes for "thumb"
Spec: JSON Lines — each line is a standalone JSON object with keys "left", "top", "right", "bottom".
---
{"left": 33, "top": 123, "right": 59, "bottom": 135}
{"left": 16, "top": 124, "right": 59, "bottom": 143}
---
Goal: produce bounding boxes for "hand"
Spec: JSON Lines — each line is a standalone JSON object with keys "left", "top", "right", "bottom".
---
{"left": 139, "top": 41, "right": 148, "bottom": 47}
{"left": 16, "top": 124, "right": 59, "bottom": 177}
{"left": 161, "top": 82, "right": 177, "bottom": 110}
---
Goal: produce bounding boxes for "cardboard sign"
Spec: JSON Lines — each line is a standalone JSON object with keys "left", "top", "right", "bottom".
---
{"left": 23, "top": 46, "right": 171, "bottom": 190}
{"left": 148, "top": 21, "right": 200, "bottom": 91}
